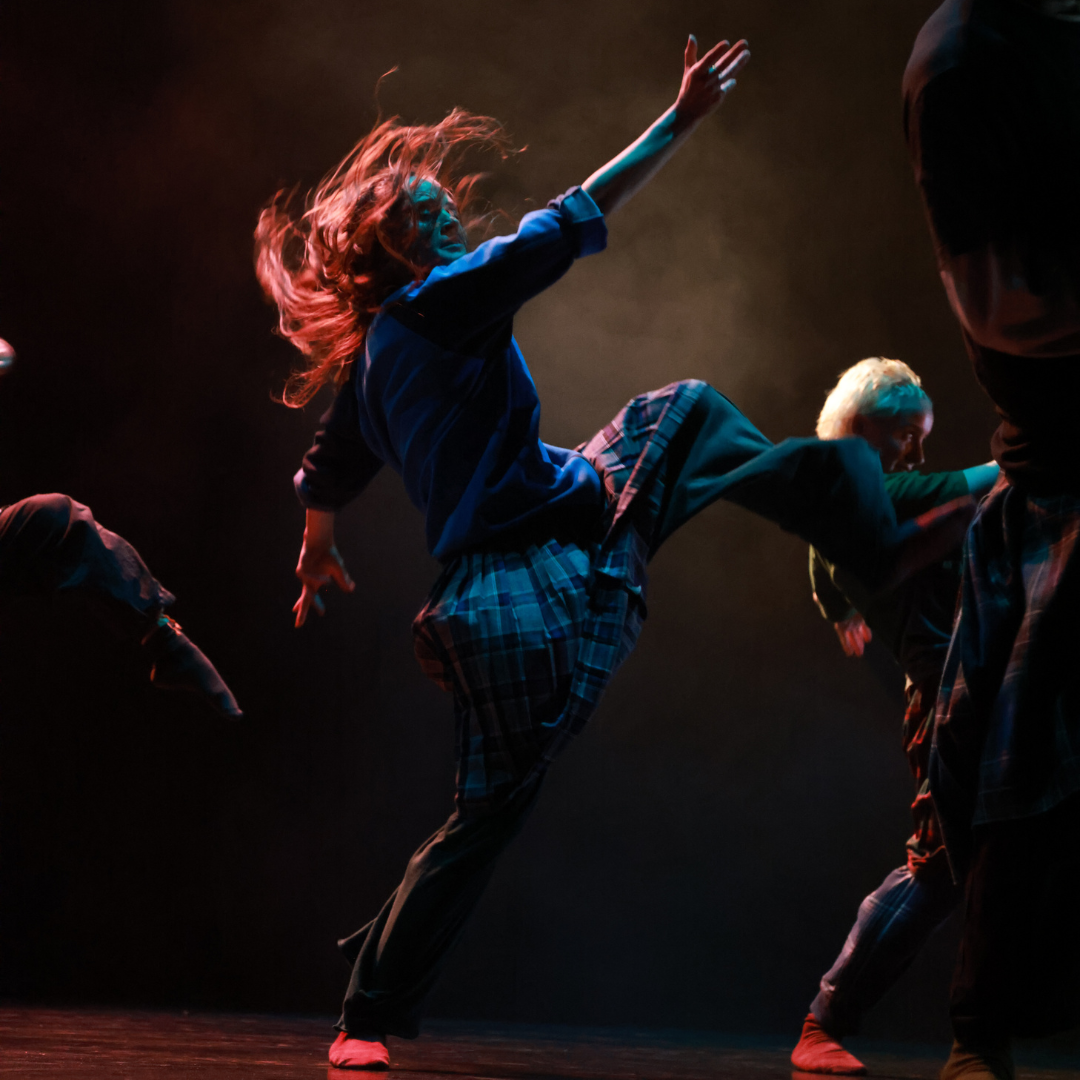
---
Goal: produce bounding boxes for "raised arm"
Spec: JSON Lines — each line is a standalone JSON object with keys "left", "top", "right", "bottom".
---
{"left": 582, "top": 35, "right": 750, "bottom": 217}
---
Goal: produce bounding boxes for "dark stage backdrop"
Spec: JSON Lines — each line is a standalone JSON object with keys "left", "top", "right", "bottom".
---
{"left": 0, "top": 0, "right": 998, "bottom": 1044}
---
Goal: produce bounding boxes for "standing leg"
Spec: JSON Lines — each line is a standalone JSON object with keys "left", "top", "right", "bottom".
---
{"left": 944, "top": 793, "right": 1080, "bottom": 1080}
{"left": 329, "top": 776, "right": 543, "bottom": 1066}
{"left": 0, "top": 494, "right": 241, "bottom": 718}
{"left": 807, "top": 851, "right": 960, "bottom": 1040}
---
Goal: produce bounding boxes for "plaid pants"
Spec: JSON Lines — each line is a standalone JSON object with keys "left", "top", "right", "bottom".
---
{"left": 812, "top": 851, "right": 960, "bottom": 1038}
{"left": 811, "top": 678, "right": 961, "bottom": 1037}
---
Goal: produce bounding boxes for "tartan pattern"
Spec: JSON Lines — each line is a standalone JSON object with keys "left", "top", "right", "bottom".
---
{"left": 812, "top": 855, "right": 959, "bottom": 1037}
{"left": 413, "top": 379, "right": 706, "bottom": 811}
{"left": 932, "top": 477, "right": 1080, "bottom": 868}
{"left": 902, "top": 676, "right": 947, "bottom": 873}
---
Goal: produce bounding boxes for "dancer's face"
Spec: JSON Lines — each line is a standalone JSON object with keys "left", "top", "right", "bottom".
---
{"left": 409, "top": 179, "right": 467, "bottom": 266}
{"left": 852, "top": 409, "right": 933, "bottom": 472}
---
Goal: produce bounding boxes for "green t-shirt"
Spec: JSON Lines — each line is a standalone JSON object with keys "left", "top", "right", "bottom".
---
{"left": 809, "top": 469, "right": 969, "bottom": 684}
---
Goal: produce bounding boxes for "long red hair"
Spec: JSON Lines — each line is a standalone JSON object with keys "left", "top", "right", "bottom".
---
{"left": 256, "top": 108, "right": 510, "bottom": 407}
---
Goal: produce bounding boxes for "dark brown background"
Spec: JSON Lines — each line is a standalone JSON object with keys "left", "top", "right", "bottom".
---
{"left": 0, "top": 0, "right": 1000, "bottom": 1044}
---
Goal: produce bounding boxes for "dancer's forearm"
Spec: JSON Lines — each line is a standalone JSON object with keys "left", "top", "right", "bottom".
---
{"left": 582, "top": 35, "right": 749, "bottom": 217}
{"left": 963, "top": 462, "right": 1000, "bottom": 498}
{"left": 583, "top": 108, "right": 699, "bottom": 217}
{"left": 303, "top": 507, "right": 337, "bottom": 552}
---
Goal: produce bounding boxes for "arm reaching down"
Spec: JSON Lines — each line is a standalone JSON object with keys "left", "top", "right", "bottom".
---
{"left": 294, "top": 508, "right": 355, "bottom": 628}
{"left": 811, "top": 546, "right": 872, "bottom": 657}
{"left": 582, "top": 35, "right": 750, "bottom": 217}
{"left": 834, "top": 614, "right": 873, "bottom": 658}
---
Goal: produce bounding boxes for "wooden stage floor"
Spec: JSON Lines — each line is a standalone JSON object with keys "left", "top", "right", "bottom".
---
{"left": 1, "top": 1005, "right": 1078, "bottom": 1079}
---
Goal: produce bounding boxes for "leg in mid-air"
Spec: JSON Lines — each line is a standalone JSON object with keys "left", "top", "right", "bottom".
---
{"left": 646, "top": 382, "right": 974, "bottom": 588}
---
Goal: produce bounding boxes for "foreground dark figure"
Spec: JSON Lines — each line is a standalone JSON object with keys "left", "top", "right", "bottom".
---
{"left": 259, "top": 37, "right": 972, "bottom": 1070}
{"left": 905, "top": 2, "right": 1080, "bottom": 1077}
{"left": 0, "top": 340, "right": 241, "bottom": 721}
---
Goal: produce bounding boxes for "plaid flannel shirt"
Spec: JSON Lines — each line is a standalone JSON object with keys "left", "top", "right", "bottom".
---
{"left": 931, "top": 476, "right": 1080, "bottom": 872}
{"left": 413, "top": 379, "right": 705, "bottom": 811}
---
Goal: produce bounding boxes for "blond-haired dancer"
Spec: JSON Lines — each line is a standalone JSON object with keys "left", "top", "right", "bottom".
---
{"left": 793, "top": 359, "right": 997, "bottom": 1074}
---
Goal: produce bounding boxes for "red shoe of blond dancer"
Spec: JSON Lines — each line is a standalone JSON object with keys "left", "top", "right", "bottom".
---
{"left": 328, "top": 1031, "right": 390, "bottom": 1070}
{"left": 791, "top": 1014, "right": 867, "bottom": 1075}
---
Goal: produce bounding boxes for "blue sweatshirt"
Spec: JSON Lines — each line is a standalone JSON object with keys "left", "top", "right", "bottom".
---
{"left": 295, "top": 187, "right": 609, "bottom": 560}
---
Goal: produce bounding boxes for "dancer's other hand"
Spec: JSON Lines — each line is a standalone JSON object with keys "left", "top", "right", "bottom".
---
{"left": 675, "top": 35, "right": 751, "bottom": 125}
{"left": 834, "top": 613, "right": 872, "bottom": 657}
{"left": 294, "top": 508, "right": 355, "bottom": 627}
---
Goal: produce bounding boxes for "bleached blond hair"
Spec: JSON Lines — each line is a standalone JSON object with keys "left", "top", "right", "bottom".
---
{"left": 816, "top": 357, "right": 932, "bottom": 440}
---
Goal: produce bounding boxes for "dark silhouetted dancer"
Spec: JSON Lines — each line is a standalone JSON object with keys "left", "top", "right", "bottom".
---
{"left": 258, "top": 36, "right": 974, "bottom": 1070}
{"left": 905, "top": 1, "right": 1080, "bottom": 1077}
{"left": 0, "top": 337, "right": 241, "bottom": 720}
{"left": 790, "top": 358, "right": 998, "bottom": 1075}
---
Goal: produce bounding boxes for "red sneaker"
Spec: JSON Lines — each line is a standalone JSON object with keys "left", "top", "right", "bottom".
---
{"left": 791, "top": 1014, "right": 866, "bottom": 1075}
{"left": 328, "top": 1030, "right": 390, "bottom": 1070}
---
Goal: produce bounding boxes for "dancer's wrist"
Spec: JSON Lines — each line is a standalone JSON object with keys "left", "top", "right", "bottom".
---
{"left": 303, "top": 507, "right": 337, "bottom": 549}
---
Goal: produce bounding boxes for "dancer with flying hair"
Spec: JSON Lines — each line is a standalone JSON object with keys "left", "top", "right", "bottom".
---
{"left": 257, "top": 35, "right": 973, "bottom": 1069}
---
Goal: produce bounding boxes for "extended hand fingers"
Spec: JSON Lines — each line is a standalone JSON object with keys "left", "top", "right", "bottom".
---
{"left": 293, "top": 584, "right": 327, "bottom": 628}
{"left": 329, "top": 554, "right": 356, "bottom": 593}
{"left": 293, "top": 589, "right": 311, "bottom": 628}
{"left": 684, "top": 33, "right": 698, "bottom": 69}
{"left": 697, "top": 38, "right": 731, "bottom": 72}
{"left": 714, "top": 45, "right": 751, "bottom": 83}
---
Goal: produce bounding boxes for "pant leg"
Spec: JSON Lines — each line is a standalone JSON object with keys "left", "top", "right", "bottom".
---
{"left": 336, "top": 774, "right": 543, "bottom": 1039}
{"left": 951, "top": 793, "right": 1080, "bottom": 1044}
{"left": 812, "top": 850, "right": 962, "bottom": 1037}
{"left": 652, "top": 387, "right": 906, "bottom": 593}
{"left": 0, "top": 494, "right": 173, "bottom": 614}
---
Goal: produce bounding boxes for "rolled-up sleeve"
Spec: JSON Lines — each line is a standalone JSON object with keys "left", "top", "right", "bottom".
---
{"left": 294, "top": 382, "right": 383, "bottom": 512}
{"left": 399, "top": 187, "right": 607, "bottom": 353}
{"left": 547, "top": 186, "right": 607, "bottom": 257}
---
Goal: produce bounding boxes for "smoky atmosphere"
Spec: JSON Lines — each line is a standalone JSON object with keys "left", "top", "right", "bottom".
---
{"left": 4, "top": 0, "right": 1051, "bottom": 1069}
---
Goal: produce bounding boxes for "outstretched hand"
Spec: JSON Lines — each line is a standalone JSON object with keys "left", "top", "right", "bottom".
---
{"left": 834, "top": 614, "right": 872, "bottom": 658}
{"left": 294, "top": 541, "right": 355, "bottom": 628}
{"left": 675, "top": 35, "right": 751, "bottom": 125}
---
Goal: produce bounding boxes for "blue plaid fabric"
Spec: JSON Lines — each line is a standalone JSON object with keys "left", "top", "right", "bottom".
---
{"left": 931, "top": 476, "right": 1080, "bottom": 871}
{"left": 413, "top": 379, "right": 705, "bottom": 811}
{"left": 812, "top": 855, "right": 960, "bottom": 1037}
